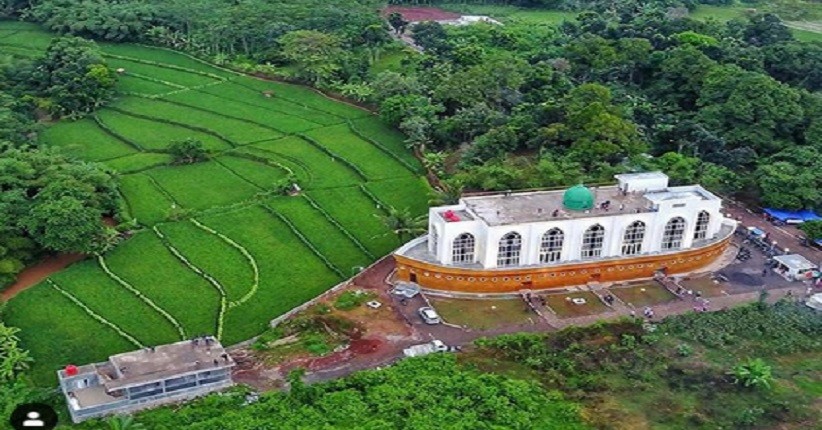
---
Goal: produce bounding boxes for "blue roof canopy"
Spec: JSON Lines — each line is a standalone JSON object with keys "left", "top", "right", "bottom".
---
{"left": 763, "top": 208, "right": 822, "bottom": 223}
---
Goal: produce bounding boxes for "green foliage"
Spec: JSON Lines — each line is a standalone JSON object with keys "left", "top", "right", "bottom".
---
{"left": 168, "top": 138, "right": 207, "bottom": 164}
{"left": 799, "top": 220, "right": 822, "bottom": 240}
{"left": 83, "top": 355, "right": 588, "bottom": 429}
{"left": 23, "top": 36, "right": 116, "bottom": 117}
{"left": 730, "top": 358, "right": 773, "bottom": 389}
{"left": 333, "top": 290, "right": 375, "bottom": 311}
{"left": 0, "top": 323, "right": 33, "bottom": 382}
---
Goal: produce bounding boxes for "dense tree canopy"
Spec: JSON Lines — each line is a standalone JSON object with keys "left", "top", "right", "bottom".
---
{"left": 78, "top": 355, "right": 588, "bottom": 429}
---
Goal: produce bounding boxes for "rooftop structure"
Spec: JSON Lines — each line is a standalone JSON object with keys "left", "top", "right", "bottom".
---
{"left": 59, "top": 337, "right": 235, "bottom": 423}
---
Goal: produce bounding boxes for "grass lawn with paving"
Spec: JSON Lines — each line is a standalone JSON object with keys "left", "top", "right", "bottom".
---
{"left": 610, "top": 283, "right": 678, "bottom": 308}
{"left": 677, "top": 276, "right": 732, "bottom": 298}
{"left": 1, "top": 20, "right": 428, "bottom": 388}
{"left": 429, "top": 297, "right": 537, "bottom": 330}
{"left": 544, "top": 291, "right": 609, "bottom": 318}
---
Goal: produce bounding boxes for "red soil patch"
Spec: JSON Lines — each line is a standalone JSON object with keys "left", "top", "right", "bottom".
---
{"left": 382, "top": 6, "right": 461, "bottom": 22}
{"left": 2, "top": 253, "right": 86, "bottom": 302}
{"left": 350, "top": 338, "right": 382, "bottom": 354}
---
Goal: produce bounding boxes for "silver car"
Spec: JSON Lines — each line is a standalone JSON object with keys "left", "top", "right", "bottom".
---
{"left": 418, "top": 307, "right": 441, "bottom": 325}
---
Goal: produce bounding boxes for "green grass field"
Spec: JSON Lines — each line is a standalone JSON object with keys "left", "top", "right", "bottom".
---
{"left": 0, "top": 21, "right": 430, "bottom": 386}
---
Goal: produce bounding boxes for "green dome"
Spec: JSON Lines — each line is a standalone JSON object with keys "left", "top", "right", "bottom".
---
{"left": 563, "top": 184, "right": 594, "bottom": 211}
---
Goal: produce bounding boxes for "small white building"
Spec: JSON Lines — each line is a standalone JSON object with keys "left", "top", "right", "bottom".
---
{"left": 424, "top": 172, "right": 726, "bottom": 269}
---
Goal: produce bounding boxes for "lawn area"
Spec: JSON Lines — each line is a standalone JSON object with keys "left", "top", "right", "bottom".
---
{"left": 3, "top": 283, "right": 135, "bottom": 386}
{"left": 791, "top": 27, "right": 822, "bottom": 41}
{"left": 305, "top": 124, "right": 416, "bottom": 180}
{"left": 689, "top": 4, "right": 749, "bottom": 22}
{"left": 250, "top": 137, "right": 363, "bottom": 189}
{"left": 543, "top": 291, "right": 609, "bottom": 318}
{"left": 99, "top": 43, "right": 237, "bottom": 78}
{"left": 145, "top": 161, "right": 262, "bottom": 210}
{"left": 269, "top": 196, "right": 373, "bottom": 273}
{"left": 308, "top": 187, "right": 401, "bottom": 256}
{"left": 40, "top": 118, "right": 137, "bottom": 161}
{"left": 97, "top": 109, "right": 230, "bottom": 151}
{"left": 164, "top": 88, "right": 320, "bottom": 134}
{"left": 201, "top": 80, "right": 344, "bottom": 126}
{"left": 102, "top": 152, "right": 172, "bottom": 173}
{"left": 363, "top": 177, "right": 431, "bottom": 216}
{"left": 214, "top": 155, "right": 290, "bottom": 189}
{"left": 114, "top": 97, "right": 279, "bottom": 144}
{"left": 678, "top": 276, "right": 732, "bottom": 297}
{"left": 103, "top": 232, "right": 221, "bottom": 337}
{"left": 118, "top": 173, "right": 176, "bottom": 225}
{"left": 117, "top": 74, "right": 180, "bottom": 96}
{"left": 105, "top": 57, "right": 222, "bottom": 88}
{"left": 158, "top": 221, "right": 256, "bottom": 304}
{"left": 610, "top": 283, "right": 678, "bottom": 308}
{"left": 232, "top": 77, "right": 368, "bottom": 119}
{"left": 350, "top": 116, "right": 421, "bottom": 170}
{"left": 429, "top": 297, "right": 536, "bottom": 329}
{"left": 50, "top": 260, "right": 182, "bottom": 346}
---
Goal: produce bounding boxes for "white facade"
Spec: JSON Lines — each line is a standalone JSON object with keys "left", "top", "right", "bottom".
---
{"left": 428, "top": 173, "right": 728, "bottom": 269}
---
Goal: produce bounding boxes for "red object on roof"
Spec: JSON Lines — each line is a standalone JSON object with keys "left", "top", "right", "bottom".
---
{"left": 443, "top": 210, "right": 461, "bottom": 222}
{"left": 65, "top": 365, "right": 78, "bottom": 376}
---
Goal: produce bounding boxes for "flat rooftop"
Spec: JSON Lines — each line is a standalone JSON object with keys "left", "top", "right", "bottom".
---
{"left": 104, "top": 338, "right": 234, "bottom": 390}
{"left": 461, "top": 186, "right": 652, "bottom": 226}
{"left": 774, "top": 254, "right": 817, "bottom": 271}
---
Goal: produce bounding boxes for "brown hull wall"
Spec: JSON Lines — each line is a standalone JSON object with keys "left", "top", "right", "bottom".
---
{"left": 394, "top": 235, "right": 731, "bottom": 293}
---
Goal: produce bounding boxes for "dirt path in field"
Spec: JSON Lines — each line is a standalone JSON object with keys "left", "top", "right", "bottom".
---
{"left": 1, "top": 253, "right": 86, "bottom": 302}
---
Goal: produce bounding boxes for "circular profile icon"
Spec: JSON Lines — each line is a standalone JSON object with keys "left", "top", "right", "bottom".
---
{"left": 9, "top": 403, "right": 58, "bottom": 430}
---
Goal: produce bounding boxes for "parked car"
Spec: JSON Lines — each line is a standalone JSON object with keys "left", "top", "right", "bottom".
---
{"left": 403, "top": 340, "right": 448, "bottom": 357}
{"left": 418, "top": 307, "right": 441, "bottom": 324}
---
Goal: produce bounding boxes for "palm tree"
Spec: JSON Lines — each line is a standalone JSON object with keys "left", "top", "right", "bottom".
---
{"left": 379, "top": 206, "right": 426, "bottom": 244}
{"left": 106, "top": 415, "right": 145, "bottom": 430}
{"left": 428, "top": 178, "right": 463, "bottom": 206}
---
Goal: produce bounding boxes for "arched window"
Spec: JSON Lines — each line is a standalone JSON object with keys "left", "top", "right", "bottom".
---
{"left": 429, "top": 228, "right": 439, "bottom": 255}
{"left": 581, "top": 224, "right": 605, "bottom": 259}
{"left": 539, "top": 228, "right": 564, "bottom": 263}
{"left": 621, "top": 221, "right": 645, "bottom": 255}
{"left": 497, "top": 232, "right": 522, "bottom": 267}
{"left": 451, "top": 233, "right": 475, "bottom": 264}
{"left": 694, "top": 211, "right": 710, "bottom": 240}
{"left": 662, "top": 217, "right": 686, "bottom": 250}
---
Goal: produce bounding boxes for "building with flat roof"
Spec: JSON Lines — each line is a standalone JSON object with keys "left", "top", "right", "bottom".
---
{"left": 394, "top": 172, "right": 737, "bottom": 293}
{"left": 58, "top": 337, "right": 234, "bottom": 423}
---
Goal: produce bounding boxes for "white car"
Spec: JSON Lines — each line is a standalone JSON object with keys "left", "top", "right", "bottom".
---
{"left": 418, "top": 307, "right": 441, "bottom": 325}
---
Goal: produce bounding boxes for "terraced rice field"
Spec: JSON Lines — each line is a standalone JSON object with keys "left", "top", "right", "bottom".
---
{"left": 0, "top": 22, "right": 429, "bottom": 385}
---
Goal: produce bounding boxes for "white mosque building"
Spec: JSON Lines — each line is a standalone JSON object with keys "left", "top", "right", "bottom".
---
{"left": 394, "top": 172, "right": 737, "bottom": 293}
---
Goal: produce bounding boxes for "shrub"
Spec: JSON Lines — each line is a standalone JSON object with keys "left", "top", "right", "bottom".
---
{"left": 333, "top": 290, "right": 374, "bottom": 311}
{"left": 730, "top": 358, "right": 773, "bottom": 390}
{"left": 169, "top": 138, "right": 208, "bottom": 164}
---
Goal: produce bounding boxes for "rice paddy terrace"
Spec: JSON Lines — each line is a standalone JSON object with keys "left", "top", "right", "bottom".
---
{"left": 0, "top": 21, "right": 430, "bottom": 384}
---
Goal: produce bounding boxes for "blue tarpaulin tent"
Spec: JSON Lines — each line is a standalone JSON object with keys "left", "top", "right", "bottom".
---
{"left": 816, "top": 239, "right": 822, "bottom": 247}
{"left": 763, "top": 208, "right": 822, "bottom": 223}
